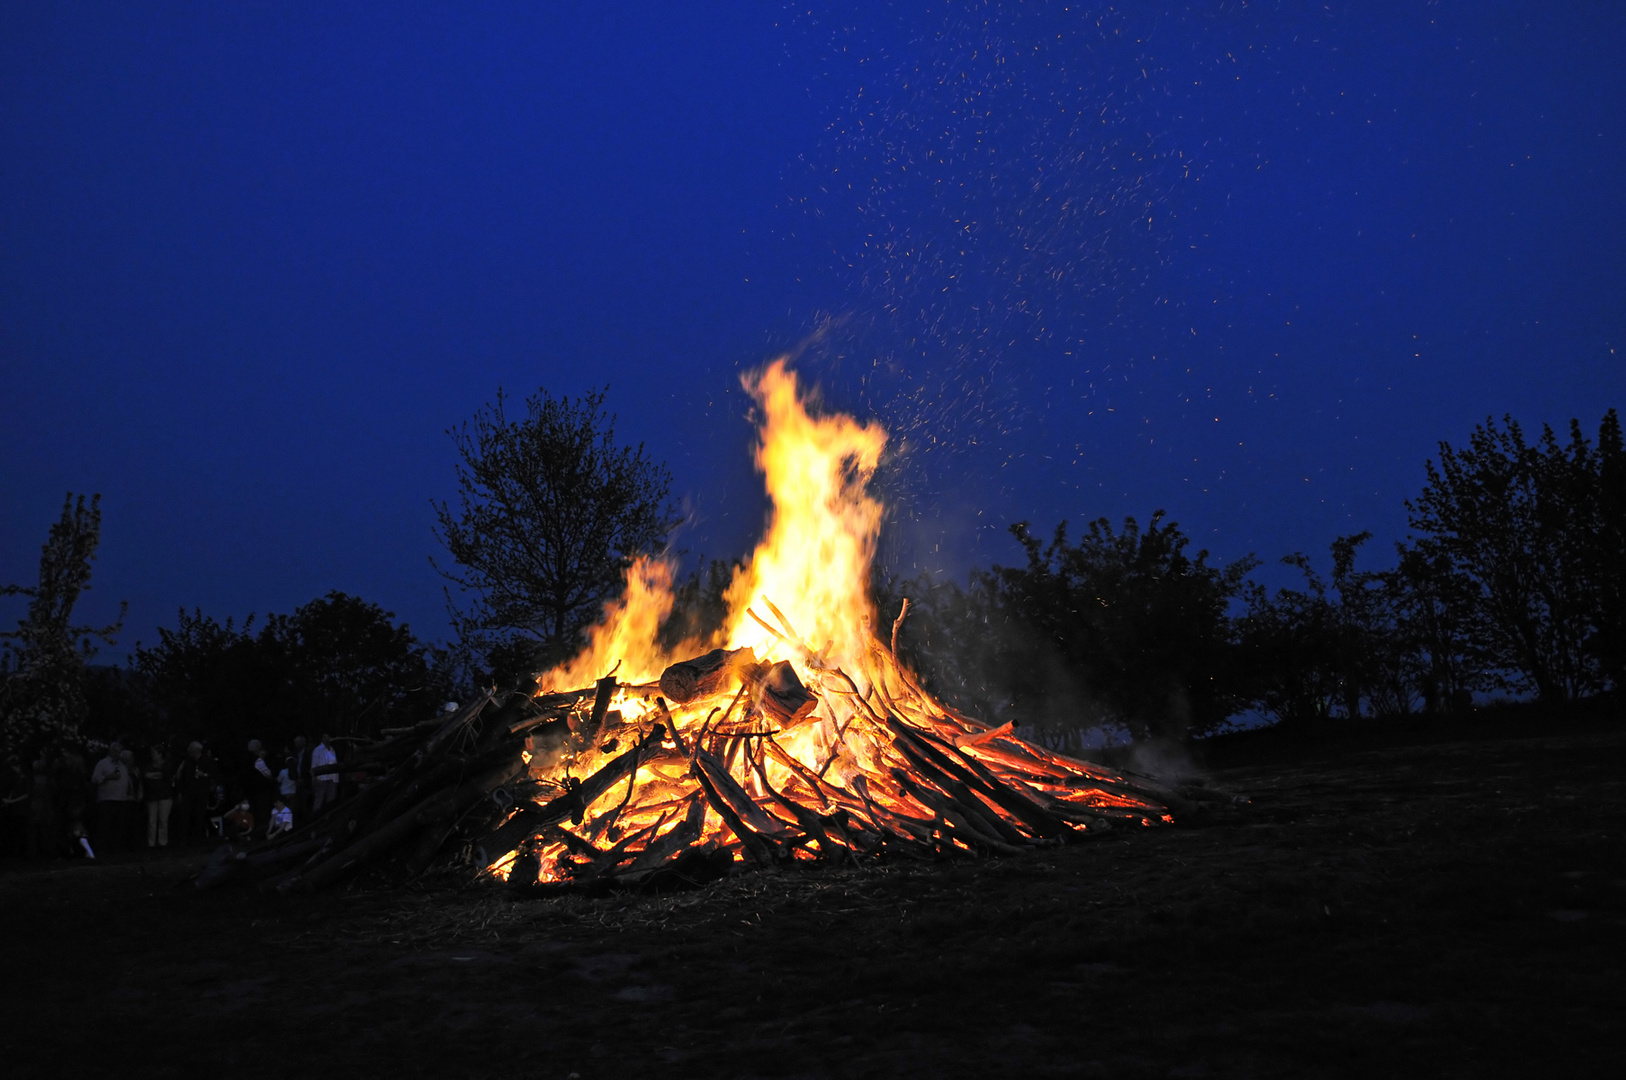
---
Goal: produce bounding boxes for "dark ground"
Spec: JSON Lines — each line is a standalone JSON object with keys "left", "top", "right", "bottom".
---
{"left": 3, "top": 714, "right": 1622, "bottom": 1079}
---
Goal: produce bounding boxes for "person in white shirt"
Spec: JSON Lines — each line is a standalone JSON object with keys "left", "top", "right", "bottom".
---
{"left": 266, "top": 796, "right": 293, "bottom": 839}
{"left": 89, "top": 742, "right": 129, "bottom": 854}
{"left": 310, "top": 735, "right": 339, "bottom": 812}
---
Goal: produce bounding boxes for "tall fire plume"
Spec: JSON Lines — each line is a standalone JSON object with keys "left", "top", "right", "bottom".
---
{"left": 542, "top": 359, "right": 886, "bottom": 692}
{"left": 210, "top": 361, "right": 1179, "bottom": 895}
{"left": 483, "top": 360, "right": 1170, "bottom": 886}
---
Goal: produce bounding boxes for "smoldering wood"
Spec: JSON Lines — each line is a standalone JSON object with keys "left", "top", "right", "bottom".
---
{"left": 652, "top": 696, "right": 686, "bottom": 755}
{"left": 890, "top": 721, "right": 1063, "bottom": 841}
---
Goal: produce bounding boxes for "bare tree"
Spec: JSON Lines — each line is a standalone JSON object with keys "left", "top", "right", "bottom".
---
{"left": 433, "top": 386, "right": 676, "bottom": 678}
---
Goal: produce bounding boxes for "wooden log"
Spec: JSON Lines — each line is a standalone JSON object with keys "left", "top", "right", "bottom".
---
{"left": 759, "top": 738, "right": 834, "bottom": 810}
{"left": 615, "top": 795, "right": 705, "bottom": 881}
{"left": 693, "top": 750, "right": 795, "bottom": 842}
{"left": 577, "top": 812, "right": 670, "bottom": 880}
{"left": 844, "top": 774, "right": 937, "bottom": 852}
{"left": 890, "top": 719, "right": 1065, "bottom": 840}
{"left": 690, "top": 750, "right": 788, "bottom": 867}
{"left": 296, "top": 756, "right": 525, "bottom": 891}
{"left": 659, "top": 647, "right": 754, "bottom": 704}
{"left": 360, "top": 738, "right": 525, "bottom": 838}
{"left": 893, "top": 773, "right": 1027, "bottom": 855}
{"left": 888, "top": 752, "right": 1029, "bottom": 848}
{"left": 475, "top": 729, "right": 659, "bottom": 864}
{"left": 754, "top": 661, "right": 817, "bottom": 725}
{"left": 401, "top": 813, "right": 456, "bottom": 878}
{"left": 652, "top": 696, "right": 686, "bottom": 755}
{"left": 750, "top": 756, "right": 848, "bottom": 862}
{"left": 506, "top": 847, "right": 542, "bottom": 889}
{"left": 419, "top": 691, "right": 497, "bottom": 762}
{"left": 952, "top": 721, "right": 1014, "bottom": 749}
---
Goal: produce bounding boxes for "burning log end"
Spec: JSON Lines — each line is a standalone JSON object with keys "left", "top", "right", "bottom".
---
{"left": 754, "top": 660, "right": 817, "bottom": 725}
{"left": 659, "top": 647, "right": 756, "bottom": 704}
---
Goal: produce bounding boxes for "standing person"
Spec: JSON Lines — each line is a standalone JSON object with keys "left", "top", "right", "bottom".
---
{"left": 275, "top": 755, "right": 298, "bottom": 814}
{"left": 89, "top": 742, "right": 128, "bottom": 855}
{"left": 173, "top": 742, "right": 211, "bottom": 845}
{"left": 309, "top": 734, "right": 339, "bottom": 813}
{"left": 118, "top": 748, "right": 142, "bottom": 849}
{"left": 54, "top": 744, "right": 88, "bottom": 856}
{"left": 23, "top": 758, "right": 60, "bottom": 859}
{"left": 205, "top": 759, "right": 228, "bottom": 840}
{"left": 142, "top": 747, "right": 175, "bottom": 849}
{"left": 292, "top": 735, "right": 313, "bottom": 824}
{"left": 244, "top": 740, "right": 276, "bottom": 839}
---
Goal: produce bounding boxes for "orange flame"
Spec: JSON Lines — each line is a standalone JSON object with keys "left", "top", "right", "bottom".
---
{"left": 538, "top": 358, "right": 885, "bottom": 690}
{"left": 498, "top": 359, "right": 1169, "bottom": 887}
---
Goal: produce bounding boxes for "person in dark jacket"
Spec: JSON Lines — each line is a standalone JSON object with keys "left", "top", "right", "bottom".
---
{"left": 292, "top": 735, "right": 313, "bottom": 824}
{"left": 54, "top": 745, "right": 88, "bottom": 854}
{"left": 173, "top": 742, "right": 212, "bottom": 845}
{"left": 244, "top": 739, "right": 276, "bottom": 840}
{"left": 143, "top": 747, "right": 176, "bottom": 848}
{"left": 24, "top": 758, "right": 60, "bottom": 859}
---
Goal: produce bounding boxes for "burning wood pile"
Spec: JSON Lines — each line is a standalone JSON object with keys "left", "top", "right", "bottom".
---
{"left": 203, "top": 605, "right": 1181, "bottom": 893}
{"left": 200, "top": 361, "right": 1203, "bottom": 894}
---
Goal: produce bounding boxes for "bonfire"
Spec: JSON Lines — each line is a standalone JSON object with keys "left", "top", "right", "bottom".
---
{"left": 203, "top": 362, "right": 1198, "bottom": 894}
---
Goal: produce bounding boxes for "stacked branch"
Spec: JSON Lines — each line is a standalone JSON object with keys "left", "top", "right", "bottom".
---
{"left": 201, "top": 608, "right": 1199, "bottom": 894}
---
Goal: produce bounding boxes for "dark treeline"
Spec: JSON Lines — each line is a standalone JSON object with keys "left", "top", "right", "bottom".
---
{"left": 2, "top": 404, "right": 1620, "bottom": 856}
{"left": 875, "top": 409, "right": 1624, "bottom": 745}
{"left": 0, "top": 498, "right": 474, "bottom": 857}
{"left": 118, "top": 595, "right": 468, "bottom": 753}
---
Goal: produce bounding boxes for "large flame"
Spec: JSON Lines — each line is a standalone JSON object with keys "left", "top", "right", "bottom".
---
{"left": 539, "top": 359, "right": 885, "bottom": 690}
{"left": 494, "top": 359, "right": 1168, "bottom": 888}
{"left": 723, "top": 361, "right": 887, "bottom": 669}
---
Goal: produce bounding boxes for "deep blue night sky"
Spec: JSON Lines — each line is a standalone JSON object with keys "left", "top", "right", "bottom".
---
{"left": 3, "top": 2, "right": 1622, "bottom": 660}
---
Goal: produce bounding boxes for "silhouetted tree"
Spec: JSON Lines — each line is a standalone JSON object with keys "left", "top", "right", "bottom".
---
{"left": 1238, "top": 554, "right": 1341, "bottom": 725}
{"left": 257, "top": 592, "right": 436, "bottom": 739}
{"left": 1241, "top": 533, "right": 1425, "bottom": 723}
{"left": 898, "top": 513, "right": 1255, "bottom": 742}
{"left": 1590, "top": 409, "right": 1625, "bottom": 688}
{"left": 132, "top": 609, "right": 260, "bottom": 740}
{"left": 1406, "top": 410, "right": 1619, "bottom": 701}
{"left": 433, "top": 386, "right": 677, "bottom": 680}
{"left": 0, "top": 494, "right": 124, "bottom": 756}
{"left": 134, "top": 592, "right": 444, "bottom": 751}
{"left": 1390, "top": 541, "right": 1486, "bottom": 713}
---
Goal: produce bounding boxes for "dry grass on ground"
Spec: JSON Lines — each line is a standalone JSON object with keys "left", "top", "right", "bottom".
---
{"left": 2, "top": 721, "right": 1622, "bottom": 1079}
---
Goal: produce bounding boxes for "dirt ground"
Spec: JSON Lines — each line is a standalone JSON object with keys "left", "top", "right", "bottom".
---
{"left": 2, "top": 720, "right": 1622, "bottom": 1079}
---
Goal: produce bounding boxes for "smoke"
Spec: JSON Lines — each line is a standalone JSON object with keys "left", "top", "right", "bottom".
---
{"left": 1123, "top": 737, "right": 1200, "bottom": 785}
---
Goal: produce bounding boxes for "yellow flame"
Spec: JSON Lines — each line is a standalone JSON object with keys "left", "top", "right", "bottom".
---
{"left": 723, "top": 360, "right": 887, "bottom": 668}
{"left": 538, "top": 359, "right": 885, "bottom": 689}
{"left": 541, "top": 554, "right": 678, "bottom": 690}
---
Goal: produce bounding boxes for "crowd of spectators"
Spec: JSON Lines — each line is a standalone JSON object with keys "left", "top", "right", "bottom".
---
{"left": 0, "top": 731, "right": 345, "bottom": 861}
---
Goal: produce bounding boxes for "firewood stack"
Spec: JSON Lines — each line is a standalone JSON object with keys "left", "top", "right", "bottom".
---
{"left": 199, "top": 604, "right": 1196, "bottom": 894}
